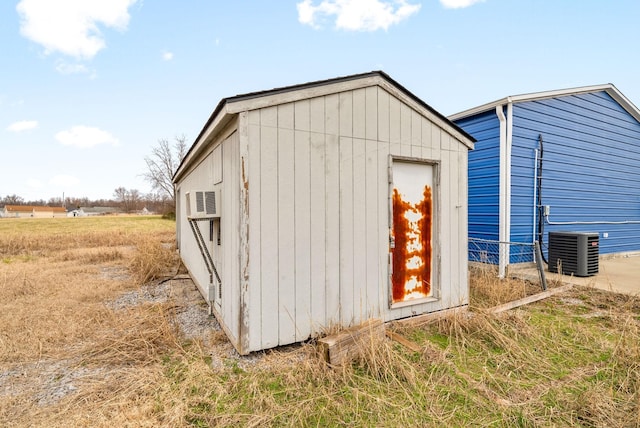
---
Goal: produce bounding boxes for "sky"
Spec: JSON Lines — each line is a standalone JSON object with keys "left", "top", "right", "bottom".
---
{"left": 2, "top": 0, "right": 639, "bottom": 202}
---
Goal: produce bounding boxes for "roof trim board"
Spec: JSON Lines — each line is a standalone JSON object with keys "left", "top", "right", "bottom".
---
{"left": 448, "top": 83, "right": 640, "bottom": 123}
{"left": 174, "top": 71, "right": 475, "bottom": 183}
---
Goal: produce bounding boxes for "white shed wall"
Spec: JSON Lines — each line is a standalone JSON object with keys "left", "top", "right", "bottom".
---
{"left": 244, "top": 86, "right": 469, "bottom": 352}
{"left": 176, "top": 151, "right": 214, "bottom": 297}
{"left": 176, "top": 130, "right": 242, "bottom": 345}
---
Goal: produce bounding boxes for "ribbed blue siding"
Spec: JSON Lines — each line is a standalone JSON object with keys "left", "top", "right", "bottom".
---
{"left": 456, "top": 111, "right": 501, "bottom": 242}
{"left": 511, "top": 91, "right": 640, "bottom": 256}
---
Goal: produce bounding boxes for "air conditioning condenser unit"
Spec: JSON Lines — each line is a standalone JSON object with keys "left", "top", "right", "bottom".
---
{"left": 548, "top": 231, "right": 599, "bottom": 277}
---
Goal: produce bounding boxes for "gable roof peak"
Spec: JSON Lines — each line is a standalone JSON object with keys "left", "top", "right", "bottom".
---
{"left": 449, "top": 83, "right": 640, "bottom": 123}
{"left": 174, "top": 71, "right": 475, "bottom": 183}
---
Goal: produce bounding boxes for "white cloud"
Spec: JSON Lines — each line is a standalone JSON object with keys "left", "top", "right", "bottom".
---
{"left": 55, "top": 62, "right": 90, "bottom": 75}
{"left": 49, "top": 174, "right": 80, "bottom": 187}
{"left": 55, "top": 126, "right": 119, "bottom": 149}
{"left": 55, "top": 63, "right": 98, "bottom": 78}
{"left": 7, "top": 120, "right": 38, "bottom": 132}
{"left": 27, "top": 178, "right": 43, "bottom": 189}
{"left": 439, "top": 0, "right": 484, "bottom": 9}
{"left": 297, "top": 0, "right": 421, "bottom": 31}
{"left": 16, "top": 0, "right": 138, "bottom": 59}
{"left": 162, "top": 50, "right": 174, "bottom": 61}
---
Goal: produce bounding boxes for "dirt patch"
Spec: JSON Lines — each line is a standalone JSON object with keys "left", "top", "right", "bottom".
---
{"left": 559, "top": 297, "right": 584, "bottom": 306}
{"left": 163, "top": 278, "right": 308, "bottom": 370}
{"left": 106, "top": 278, "right": 171, "bottom": 309}
{"left": 100, "top": 266, "right": 131, "bottom": 282}
{"left": 0, "top": 358, "right": 106, "bottom": 407}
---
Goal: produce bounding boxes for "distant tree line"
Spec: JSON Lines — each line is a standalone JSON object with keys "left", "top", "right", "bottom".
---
{"left": 0, "top": 190, "right": 173, "bottom": 215}
{"left": 1, "top": 135, "right": 188, "bottom": 216}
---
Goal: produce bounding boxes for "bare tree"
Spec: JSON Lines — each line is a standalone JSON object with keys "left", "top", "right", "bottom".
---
{"left": 113, "top": 187, "right": 127, "bottom": 204}
{"left": 48, "top": 197, "right": 63, "bottom": 207}
{"left": 113, "top": 187, "right": 143, "bottom": 213}
{"left": 66, "top": 196, "right": 89, "bottom": 209}
{"left": 128, "top": 189, "right": 142, "bottom": 212}
{"left": 2, "top": 194, "right": 24, "bottom": 205}
{"left": 142, "top": 135, "right": 188, "bottom": 207}
{"left": 145, "top": 191, "right": 172, "bottom": 215}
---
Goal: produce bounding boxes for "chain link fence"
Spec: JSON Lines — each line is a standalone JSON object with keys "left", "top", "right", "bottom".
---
{"left": 468, "top": 238, "right": 547, "bottom": 289}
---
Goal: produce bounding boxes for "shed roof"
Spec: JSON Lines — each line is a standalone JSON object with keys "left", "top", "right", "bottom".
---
{"left": 174, "top": 71, "right": 475, "bottom": 183}
{"left": 448, "top": 83, "right": 640, "bottom": 123}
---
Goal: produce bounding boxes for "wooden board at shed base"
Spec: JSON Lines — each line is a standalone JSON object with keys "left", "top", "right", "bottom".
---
{"left": 318, "top": 319, "right": 385, "bottom": 366}
{"left": 393, "top": 305, "right": 468, "bottom": 327}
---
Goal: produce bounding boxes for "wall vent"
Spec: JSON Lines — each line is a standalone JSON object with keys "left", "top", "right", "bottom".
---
{"left": 548, "top": 231, "right": 599, "bottom": 277}
{"left": 186, "top": 190, "right": 221, "bottom": 218}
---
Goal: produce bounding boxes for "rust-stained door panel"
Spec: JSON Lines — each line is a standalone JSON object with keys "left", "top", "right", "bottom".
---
{"left": 391, "top": 161, "right": 433, "bottom": 304}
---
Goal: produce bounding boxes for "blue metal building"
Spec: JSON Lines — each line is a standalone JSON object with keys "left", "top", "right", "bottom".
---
{"left": 449, "top": 84, "right": 640, "bottom": 268}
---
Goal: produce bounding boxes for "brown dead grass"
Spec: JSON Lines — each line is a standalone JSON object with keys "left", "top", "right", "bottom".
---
{"left": 0, "top": 216, "right": 180, "bottom": 427}
{"left": 129, "top": 239, "right": 176, "bottom": 284}
{"left": 1, "top": 217, "right": 638, "bottom": 427}
{"left": 468, "top": 263, "right": 564, "bottom": 309}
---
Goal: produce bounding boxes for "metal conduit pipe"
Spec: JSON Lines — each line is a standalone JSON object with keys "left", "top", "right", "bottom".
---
{"left": 544, "top": 216, "right": 640, "bottom": 225}
{"left": 532, "top": 148, "right": 538, "bottom": 246}
{"left": 536, "top": 134, "right": 548, "bottom": 265}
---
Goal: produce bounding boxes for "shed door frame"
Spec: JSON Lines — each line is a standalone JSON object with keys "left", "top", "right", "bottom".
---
{"left": 388, "top": 155, "right": 440, "bottom": 309}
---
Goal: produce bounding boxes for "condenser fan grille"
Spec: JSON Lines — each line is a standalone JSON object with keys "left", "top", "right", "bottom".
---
{"left": 548, "top": 232, "right": 599, "bottom": 277}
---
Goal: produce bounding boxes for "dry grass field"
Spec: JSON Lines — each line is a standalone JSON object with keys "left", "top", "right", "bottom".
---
{"left": 0, "top": 216, "right": 638, "bottom": 427}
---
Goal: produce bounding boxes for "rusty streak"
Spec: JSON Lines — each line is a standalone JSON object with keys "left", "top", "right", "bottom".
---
{"left": 391, "top": 185, "right": 432, "bottom": 303}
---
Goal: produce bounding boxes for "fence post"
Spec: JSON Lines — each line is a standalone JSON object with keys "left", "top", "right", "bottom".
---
{"left": 498, "top": 241, "right": 507, "bottom": 279}
{"left": 534, "top": 241, "right": 547, "bottom": 290}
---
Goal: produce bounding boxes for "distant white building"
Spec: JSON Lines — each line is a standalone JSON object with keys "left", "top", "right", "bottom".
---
{"left": 67, "top": 208, "right": 86, "bottom": 217}
{"left": 138, "top": 207, "right": 153, "bottom": 215}
{"left": 79, "top": 207, "right": 121, "bottom": 216}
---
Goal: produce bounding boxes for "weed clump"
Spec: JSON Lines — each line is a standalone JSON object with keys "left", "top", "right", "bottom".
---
{"left": 469, "top": 264, "right": 541, "bottom": 309}
{"left": 129, "top": 238, "right": 176, "bottom": 284}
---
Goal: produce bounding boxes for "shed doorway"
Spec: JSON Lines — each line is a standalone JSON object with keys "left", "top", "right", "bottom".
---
{"left": 390, "top": 158, "right": 436, "bottom": 306}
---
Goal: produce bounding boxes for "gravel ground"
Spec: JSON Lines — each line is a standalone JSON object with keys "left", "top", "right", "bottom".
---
{"left": 106, "top": 279, "right": 172, "bottom": 310}
{"left": 158, "top": 277, "right": 309, "bottom": 371}
{"left": 0, "top": 358, "right": 106, "bottom": 407}
{"left": 107, "top": 276, "right": 297, "bottom": 371}
{"left": 0, "top": 275, "right": 307, "bottom": 409}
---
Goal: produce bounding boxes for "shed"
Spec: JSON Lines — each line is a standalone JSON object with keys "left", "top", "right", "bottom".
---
{"left": 173, "top": 71, "right": 475, "bottom": 354}
{"left": 450, "top": 84, "right": 640, "bottom": 270}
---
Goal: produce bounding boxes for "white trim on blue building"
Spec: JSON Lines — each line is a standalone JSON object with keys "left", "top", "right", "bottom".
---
{"left": 451, "top": 84, "right": 640, "bottom": 274}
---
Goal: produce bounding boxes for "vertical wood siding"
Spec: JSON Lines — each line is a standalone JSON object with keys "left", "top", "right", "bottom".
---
{"left": 222, "top": 131, "right": 240, "bottom": 339}
{"left": 511, "top": 91, "right": 640, "bottom": 256}
{"left": 246, "top": 86, "right": 469, "bottom": 351}
{"left": 247, "top": 110, "right": 262, "bottom": 351}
